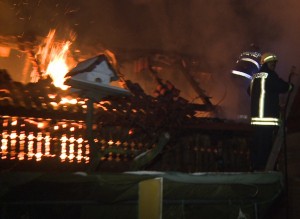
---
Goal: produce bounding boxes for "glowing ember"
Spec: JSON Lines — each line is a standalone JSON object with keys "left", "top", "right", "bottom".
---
{"left": 36, "top": 29, "right": 76, "bottom": 90}
{"left": 0, "top": 116, "right": 91, "bottom": 163}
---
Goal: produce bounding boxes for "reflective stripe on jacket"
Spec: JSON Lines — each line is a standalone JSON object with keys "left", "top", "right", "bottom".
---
{"left": 250, "top": 68, "right": 290, "bottom": 126}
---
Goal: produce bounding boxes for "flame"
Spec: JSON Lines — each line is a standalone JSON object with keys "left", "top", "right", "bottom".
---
{"left": 36, "top": 29, "right": 76, "bottom": 90}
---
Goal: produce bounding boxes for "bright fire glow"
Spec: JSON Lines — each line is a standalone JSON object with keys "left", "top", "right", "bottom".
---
{"left": 36, "top": 29, "right": 76, "bottom": 90}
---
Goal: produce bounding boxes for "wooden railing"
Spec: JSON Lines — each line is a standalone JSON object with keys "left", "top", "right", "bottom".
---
{"left": 0, "top": 116, "right": 252, "bottom": 172}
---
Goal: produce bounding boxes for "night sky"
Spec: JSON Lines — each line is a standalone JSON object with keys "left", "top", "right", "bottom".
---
{"left": 1, "top": 0, "right": 300, "bottom": 73}
{"left": 1, "top": 0, "right": 300, "bottom": 119}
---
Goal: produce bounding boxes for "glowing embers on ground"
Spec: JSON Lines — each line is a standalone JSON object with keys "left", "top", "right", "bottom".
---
{"left": 47, "top": 93, "right": 87, "bottom": 113}
{"left": 0, "top": 116, "right": 90, "bottom": 163}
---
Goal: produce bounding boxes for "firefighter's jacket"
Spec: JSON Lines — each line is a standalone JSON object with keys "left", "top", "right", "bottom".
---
{"left": 250, "top": 65, "right": 290, "bottom": 126}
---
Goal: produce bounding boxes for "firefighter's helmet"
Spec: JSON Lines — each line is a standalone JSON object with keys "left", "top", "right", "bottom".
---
{"left": 261, "top": 52, "right": 278, "bottom": 65}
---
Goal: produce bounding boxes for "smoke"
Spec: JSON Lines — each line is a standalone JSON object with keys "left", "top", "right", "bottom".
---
{"left": 69, "top": 0, "right": 300, "bottom": 77}
{"left": 1, "top": 0, "right": 299, "bottom": 71}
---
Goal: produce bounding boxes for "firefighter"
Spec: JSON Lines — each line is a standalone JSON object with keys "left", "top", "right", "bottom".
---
{"left": 249, "top": 52, "right": 293, "bottom": 170}
{"left": 231, "top": 44, "right": 262, "bottom": 121}
{"left": 232, "top": 44, "right": 262, "bottom": 80}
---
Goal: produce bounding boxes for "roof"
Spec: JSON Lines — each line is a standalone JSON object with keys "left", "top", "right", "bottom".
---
{"left": 66, "top": 54, "right": 119, "bottom": 81}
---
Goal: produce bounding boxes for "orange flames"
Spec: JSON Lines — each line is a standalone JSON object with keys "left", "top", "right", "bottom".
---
{"left": 35, "top": 29, "right": 76, "bottom": 90}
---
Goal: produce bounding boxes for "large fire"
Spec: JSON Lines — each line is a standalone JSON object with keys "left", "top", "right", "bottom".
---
{"left": 35, "top": 29, "right": 76, "bottom": 90}
{"left": 0, "top": 29, "right": 93, "bottom": 163}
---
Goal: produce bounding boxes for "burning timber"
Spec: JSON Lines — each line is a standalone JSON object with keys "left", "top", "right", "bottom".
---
{"left": 0, "top": 67, "right": 252, "bottom": 172}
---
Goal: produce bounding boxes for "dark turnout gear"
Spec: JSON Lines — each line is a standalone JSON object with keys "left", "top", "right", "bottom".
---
{"left": 249, "top": 52, "right": 292, "bottom": 170}
{"left": 250, "top": 64, "right": 291, "bottom": 126}
{"left": 251, "top": 125, "right": 277, "bottom": 170}
{"left": 231, "top": 46, "right": 262, "bottom": 121}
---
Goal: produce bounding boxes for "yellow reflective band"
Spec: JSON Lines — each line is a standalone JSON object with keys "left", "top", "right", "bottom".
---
{"left": 259, "top": 76, "right": 266, "bottom": 118}
{"left": 252, "top": 117, "right": 279, "bottom": 122}
{"left": 231, "top": 70, "right": 252, "bottom": 79}
{"left": 251, "top": 117, "right": 280, "bottom": 126}
{"left": 251, "top": 121, "right": 279, "bottom": 126}
{"left": 241, "top": 58, "right": 260, "bottom": 69}
{"left": 264, "top": 55, "right": 277, "bottom": 63}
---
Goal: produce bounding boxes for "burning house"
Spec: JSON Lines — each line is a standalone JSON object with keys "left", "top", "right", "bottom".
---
{"left": 0, "top": 28, "right": 292, "bottom": 219}
{"left": 2, "top": 0, "right": 300, "bottom": 217}
{"left": 0, "top": 29, "right": 254, "bottom": 172}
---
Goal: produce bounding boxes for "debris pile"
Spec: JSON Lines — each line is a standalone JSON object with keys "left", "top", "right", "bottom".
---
{"left": 0, "top": 69, "right": 251, "bottom": 172}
